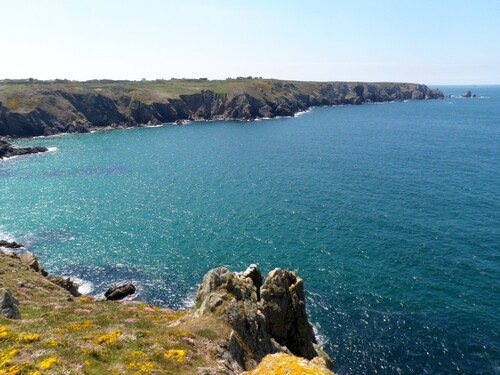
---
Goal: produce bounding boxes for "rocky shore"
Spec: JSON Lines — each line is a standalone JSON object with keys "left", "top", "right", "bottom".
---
{"left": 0, "top": 139, "right": 48, "bottom": 159}
{"left": 0, "top": 79, "right": 443, "bottom": 138}
{"left": 0, "top": 243, "right": 333, "bottom": 374}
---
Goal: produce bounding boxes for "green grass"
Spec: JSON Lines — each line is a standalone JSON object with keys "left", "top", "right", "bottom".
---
{"left": 0, "top": 252, "right": 229, "bottom": 374}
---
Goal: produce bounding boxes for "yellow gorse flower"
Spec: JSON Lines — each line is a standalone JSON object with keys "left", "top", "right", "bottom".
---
{"left": 38, "top": 357, "right": 60, "bottom": 370}
{"left": 164, "top": 349, "right": 186, "bottom": 363}
{"left": 94, "top": 331, "right": 121, "bottom": 345}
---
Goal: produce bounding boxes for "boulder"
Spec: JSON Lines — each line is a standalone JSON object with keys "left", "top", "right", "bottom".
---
{"left": 105, "top": 283, "right": 136, "bottom": 301}
{"left": 0, "top": 288, "right": 21, "bottom": 319}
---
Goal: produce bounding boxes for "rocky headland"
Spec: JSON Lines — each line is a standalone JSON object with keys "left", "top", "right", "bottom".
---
{"left": 0, "top": 244, "right": 333, "bottom": 374}
{"left": 0, "top": 78, "right": 443, "bottom": 138}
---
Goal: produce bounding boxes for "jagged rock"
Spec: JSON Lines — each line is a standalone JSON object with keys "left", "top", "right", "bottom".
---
{"left": 105, "top": 283, "right": 136, "bottom": 301}
{"left": 0, "top": 140, "right": 48, "bottom": 159}
{"left": 260, "top": 268, "right": 317, "bottom": 359}
{"left": 462, "top": 90, "right": 473, "bottom": 98}
{"left": 0, "top": 240, "right": 23, "bottom": 249}
{"left": 195, "top": 265, "right": 332, "bottom": 373}
{"left": 47, "top": 275, "right": 81, "bottom": 297}
{"left": 0, "top": 288, "right": 21, "bottom": 319}
{"left": 20, "top": 251, "right": 48, "bottom": 276}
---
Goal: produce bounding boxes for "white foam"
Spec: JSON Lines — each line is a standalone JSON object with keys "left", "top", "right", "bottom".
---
{"left": 47, "top": 147, "right": 58, "bottom": 152}
{"left": 69, "top": 277, "right": 95, "bottom": 295}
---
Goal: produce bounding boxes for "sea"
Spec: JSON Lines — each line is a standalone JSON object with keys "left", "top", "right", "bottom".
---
{"left": 1, "top": 86, "right": 498, "bottom": 374}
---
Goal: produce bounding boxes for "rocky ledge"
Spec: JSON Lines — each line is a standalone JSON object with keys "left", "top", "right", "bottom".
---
{"left": 0, "top": 140, "right": 47, "bottom": 160}
{"left": 0, "top": 246, "right": 332, "bottom": 374}
{"left": 0, "top": 79, "right": 443, "bottom": 138}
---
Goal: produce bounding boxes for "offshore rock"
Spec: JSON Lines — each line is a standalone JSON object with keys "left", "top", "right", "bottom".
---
{"left": 0, "top": 140, "right": 47, "bottom": 159}
{"left": 105, "top": 283, "right": 136, "bottom": 301}
{"left": 0, "top": 240, "right": 24, "bottom": 249}
{"left": 0, "top": 288, "right": 21, "bottom": 320}
{"left": 195, "top": 265, "right": 331, "bottom": 374}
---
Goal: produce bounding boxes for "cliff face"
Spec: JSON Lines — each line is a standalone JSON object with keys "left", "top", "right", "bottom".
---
{"left": 0, "top": 79, "right": 443, "bottom": 138}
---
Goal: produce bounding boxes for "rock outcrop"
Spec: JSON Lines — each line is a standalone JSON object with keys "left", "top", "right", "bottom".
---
{"left": 0, "top": 288, "right": 21, "bottom": 320}
{"left": 0, "top": 140, "right": 47, "bottom": 159}
{"left": 20, "top": 251, "right": 48, "bottom": 276}
{"left": 195, "top": 264, "right": 331, "bottom": 374}
{"left": 0, "top": 79, "right": 444, "bottom": 138}
{"left": 47, "top": 275, "right": 81, "bottom": 297}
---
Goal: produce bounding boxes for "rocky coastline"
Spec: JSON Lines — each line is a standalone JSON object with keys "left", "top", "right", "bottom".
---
{"left": 0, "top": 242, "right": 333, "bottom": 374}
{"left": 0, "top": 79, "right": 443, "bottom": 138}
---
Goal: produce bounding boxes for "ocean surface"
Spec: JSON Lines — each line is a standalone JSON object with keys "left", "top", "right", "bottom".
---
{"left": 1, "top": 86, "right": 499, "bottom": 374}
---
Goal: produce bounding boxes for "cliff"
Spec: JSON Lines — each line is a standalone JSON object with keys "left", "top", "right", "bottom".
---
{"left": 0, "top": 78, "right": 443, "bottom": 138}
{"left": 0, "top": 246, "right": 333, "bottom": 374}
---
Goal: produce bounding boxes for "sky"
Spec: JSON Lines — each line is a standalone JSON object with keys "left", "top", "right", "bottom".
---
{"left": 1, "top": 0, "right": 499, "bottom": 84}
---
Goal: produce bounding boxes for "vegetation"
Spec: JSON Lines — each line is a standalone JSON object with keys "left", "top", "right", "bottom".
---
{"left": 0, "top": 252, "right": 230, "bottom": 374}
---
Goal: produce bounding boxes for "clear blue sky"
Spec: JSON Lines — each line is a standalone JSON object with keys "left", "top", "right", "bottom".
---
{"left": 1, "top": 0, "right": 499, "bottom": 84}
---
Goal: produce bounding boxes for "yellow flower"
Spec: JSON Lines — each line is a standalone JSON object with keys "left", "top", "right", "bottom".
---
{"left": 18, "top": 334, "right": 40, "bottom": 344}
{"left": 0, "top": 350, "right": 18, "bottom": 368}
{"left": 0, "top": 327, "right": 14, "bottom": 342}
{"left": 66, "top": 320, "right": 92, "bottom": 331}
{"left": 164, "top": 349, "right": 186, "bottom": 364}
{"left": 38, "top": 357, "right": 60, "bottom": 370}
{"left": 125, "top": 351, "right": 150, "bottom": 361}
{"left": 1, "top": 362, "right": 35, "bottom": 375}
{"left": 126, "top": 361, "right": 156, "bottom": 374}
{"left": 46, "top": 340, "right": 58, "bottom": 347}
{"left": 78, "top": 296, "right": 93, "bottom": 303}
{"left": 93, "top": 331, "right": 121, "bottom": 345}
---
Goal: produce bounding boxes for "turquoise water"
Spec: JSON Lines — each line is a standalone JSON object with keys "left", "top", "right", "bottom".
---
{"left": 1, "top": 86, "right": 499, "bottom": 374}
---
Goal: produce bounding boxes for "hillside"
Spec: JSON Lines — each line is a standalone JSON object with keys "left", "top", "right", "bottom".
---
{"left": 0, "top": 78, "right": 443, "bottom": 138}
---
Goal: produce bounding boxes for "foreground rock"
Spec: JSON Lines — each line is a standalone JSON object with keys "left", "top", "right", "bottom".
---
{"left": 105, "top": 283, "right": 136, "bottom": 301}
{"left": 242, "top": 353, "right": 333, "bottom": 375}
{"left": 0, "top": 140, "right": 48, "bottom": 159}
{"left": 195, "top": 264, "right": 332, "bottom": 374}
{"left": 0, "top": 288, "right": 21, "bottom": 319}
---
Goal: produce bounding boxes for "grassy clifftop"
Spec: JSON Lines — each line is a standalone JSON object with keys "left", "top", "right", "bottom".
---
{"left": 0, "top": 249, "right": 334, "bottom": 374}
{"left": 0, "top": 78, "right": 442, "bottom": 138}
{"left": 0, "top": 250, "right": 231, "bottom": 374}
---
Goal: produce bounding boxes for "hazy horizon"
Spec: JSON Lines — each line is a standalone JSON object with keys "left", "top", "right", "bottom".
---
{"left": 1, "top": 0, "right": 499, "bottom": 85}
